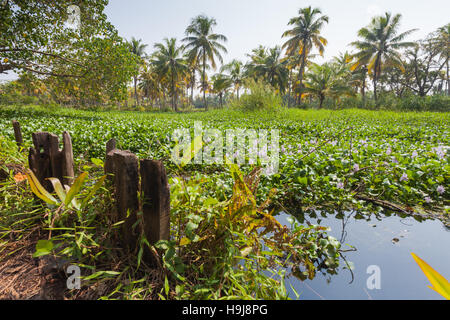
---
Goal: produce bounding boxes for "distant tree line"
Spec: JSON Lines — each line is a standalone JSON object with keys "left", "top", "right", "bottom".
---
{"left": 0, "top": 2, "right": 448, "bottom": 111}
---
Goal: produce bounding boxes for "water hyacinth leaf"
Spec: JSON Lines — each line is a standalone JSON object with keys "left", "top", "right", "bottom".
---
{"left": 91, "top": 158, "right": 104, "bottom": 167}
{"left": 24, "top": 169, "right": 59, "bottom": 205}
{"left": 411, "top": 253, "right": 450, "bottom": 300}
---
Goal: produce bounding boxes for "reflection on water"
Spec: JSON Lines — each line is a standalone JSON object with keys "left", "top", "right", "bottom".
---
{"left": 276, "top": 210, "right": 450, "bottom": 300}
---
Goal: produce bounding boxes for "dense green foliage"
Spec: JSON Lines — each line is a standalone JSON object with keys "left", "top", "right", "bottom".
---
{"left": 1, "top": 105, "right": 448, "bottom": 216}
{"left": 1, "top": 105, "right": 449, "bottom": 299}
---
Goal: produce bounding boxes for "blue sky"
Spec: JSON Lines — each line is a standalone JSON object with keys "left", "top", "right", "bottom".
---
{"left": 104, "top": 0, "right": 448, "bottom": 63}
{"left": 1, "top": 0, "right": 448, "bottom": 81}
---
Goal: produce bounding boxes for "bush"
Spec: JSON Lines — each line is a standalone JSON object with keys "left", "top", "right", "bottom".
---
{"left": 232, "top": 79, "right": 284, "bottom": 111}
{"left": 395, "top": 94, "right": 450, "bottom": 112}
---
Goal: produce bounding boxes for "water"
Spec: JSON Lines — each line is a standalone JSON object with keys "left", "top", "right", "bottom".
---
{"left": 276, "top": 211, "right": 450, "bottom": 300}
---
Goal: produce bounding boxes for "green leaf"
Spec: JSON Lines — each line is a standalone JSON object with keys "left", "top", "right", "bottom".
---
{"left": 25, "top": 169, "right": 59, "bottom": 206}
{"left": 65, "top": 172, "right": 88, "bottom": 208}
{"left": 412, "top": 253, "right": 450, "bottom": 300}
{"left": 47, "top": 177, "right": 66, "bottom": 203}
{"left": 179, "top": 237, "right": 191, "bottom": 246}
{"left": 91, "top": 158, "right": 104, "bottom": 167}
{"left": 81, "top": 175, "right": 106, "bottom": 208}
{"left": 32, "top": 240, "right": 54, "bottom": 258}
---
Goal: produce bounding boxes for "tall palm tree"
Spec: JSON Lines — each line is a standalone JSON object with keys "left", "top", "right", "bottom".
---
{"left": 185, "top": 53, "right": 200, "bottom": 104}
{"left": 183, "top": 14, "right": 228, "bottom": 110}
{"left": 350, "top": 12, "right": 417, "bottom": 101}
{"left": 246, "top": 46, "right": 288, "bottom": 93}
{"left": 139, "top": 66, "right": 161, "bottom": 107}
{"left": 152, "top": 38, "right": 188, "bottom": 112}
{"left": 282, "top": 6, "right": 329, "bottom": 104}
{"left": 221, "top": 59, "right": 245, "bottom": 100}
{"left": 432, "top": 23, "right": 449, "bottom": 95}
{"left": 129, "top": 37, "right": 148, "bottom": 106}
{"left": 303, "top": 63, "right": 354, "bottom": 109}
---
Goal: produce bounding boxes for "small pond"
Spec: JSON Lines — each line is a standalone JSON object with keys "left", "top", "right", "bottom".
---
{"left": 275, "top": 210, "right": 450, "bottom": 300}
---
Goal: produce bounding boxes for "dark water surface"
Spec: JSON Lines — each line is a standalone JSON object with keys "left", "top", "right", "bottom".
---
{"left": 275, "top": 211, "right": 450, "bottom": 300}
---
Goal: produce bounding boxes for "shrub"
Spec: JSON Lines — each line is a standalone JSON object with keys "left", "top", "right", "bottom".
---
{"left": 232, "top": 79, "right": 284, "bottom": 111}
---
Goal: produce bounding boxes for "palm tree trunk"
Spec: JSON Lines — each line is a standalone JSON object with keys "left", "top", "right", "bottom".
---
{"left": 373, "top": 76, "right": 377, "bottom": 102}
{"left": 171, "top": 73, "right": 177, "bottom": 112}
{"left": 134, "top": 76, "right": 138, "bottom": 107}
{"left": 297, "top": 52, "right": 307, "bottom": 105}
{"left": 203, "top": 53, "right": 207, "bottom": 110}
{"left": 446, "top": 59, "right": 449, "bottom": 96}
{"left": 288, "top": 69, "right": 292, "bottom": 108}
{"left": 361, "top": 67, "right": 367, "bottom": 108}
{"left": 319, "top": 95, "right": 324, "bottom": 109}
{"left": 373, "top": 56, "right": 381, "bottom": 102}
{"left": 191, "top": 71, "right": 195, "bottom": 103}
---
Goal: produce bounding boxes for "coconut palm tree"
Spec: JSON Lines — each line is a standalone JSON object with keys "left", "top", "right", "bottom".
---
{"left": 152, "top": 38, "right": 188, "bottom": 112}
{"left": 221, "top": 59, "right": 245, "bottom": 100}
{"left": 139, "top": 66, "right": 161, "bottom": 107}
{"left": 282, "top": 6, "right": 329, "bottom": 104}
{"left": 212, "top": 74, "right": 233, "bottom": 108}
{"left": 183, "top": 14, "right": 228, "bottom": 110}
{"left": 246, "top": 46, "right": 289, "bottom": 93}
{"left": 432, "top": 24, "right": 449, "bottom": 95}
{"left": 129, "top": 37, "right": 148, "bottom": 106}
{"left": 303, "top": 63, "right": 354, "bottom": 109}
{"left": 350, "top": 12, "right": 417, "bottom": 101}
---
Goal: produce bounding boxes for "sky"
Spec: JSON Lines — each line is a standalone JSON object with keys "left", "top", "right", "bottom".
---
{"left": 1, "top": 0, "right": 449, "bottom": 81}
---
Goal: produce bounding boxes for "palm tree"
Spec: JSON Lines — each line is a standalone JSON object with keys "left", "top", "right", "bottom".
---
{"left": 212, "top": 74, "right": 233, "bottom": 108}
{"left": 221, "top": 59, "right": 245, "bottom": 100}
{"left": 129, "top": 37, "right": 148, "bottom": 106}
{"left": 282, "top": 6, "right": 329, "bottom": 104}
{"left": 185, "top": 53, "right": 200, "bottom": 104}
{"left": 247, "top": 46, "right": 289, "bottom": 94}
{"left": 432, "top": 24, "right": 449, "bottom": 95}
{"left": 139, "top": 66, "right": 161, "bottom": 107}
{"left": 303, "top": 63, "right": 354, "bottom": 109}
{"left": 183, "top": 14, "right": 228, "bottom": 110}
{"left": 152, "top": 38, "right": 188, "bottom": 112}
{"left": 350, "top": 12, "right": 417, "bottom": 101}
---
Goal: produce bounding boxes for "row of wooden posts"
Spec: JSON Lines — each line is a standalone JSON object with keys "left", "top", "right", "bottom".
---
{"left": 11, "top": 120, "right": 170, "bottom": 264}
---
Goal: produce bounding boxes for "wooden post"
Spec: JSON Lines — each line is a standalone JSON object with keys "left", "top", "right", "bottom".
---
{"left": 140, "top": 159, "right": 170, "bottom": 246}
{"left": 112, "top": 150, "right": 140, "bottom": 252}
{"left": 12, "top": 120, "right": 23, "bottom": 150}
{"left": 61, "top": 132, "right": 75, "bottom": 186}
{"left": 104, "top": 138, "right": 117, "bottom": 181}
{"left": 28, "top": 131, "right": 74, "bottom": 191}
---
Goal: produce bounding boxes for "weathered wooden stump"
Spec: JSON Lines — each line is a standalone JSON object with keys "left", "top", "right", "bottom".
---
{"left": 12, "top": 120, "right": 23, "bottom": 150}
{"left": 28, "top": 131, "right": 74, "bottom": 191}
{"left": 140, "top": 159, "right": 170, "bottom": 245}
{"left": 111, "top": 150, "right": 140, "bottom": 252}
{"left": 105, "top": 140, "right": 170, "bottom": 263}
{"left": 104, "top": 138, "right": 117, "bottom": 181}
